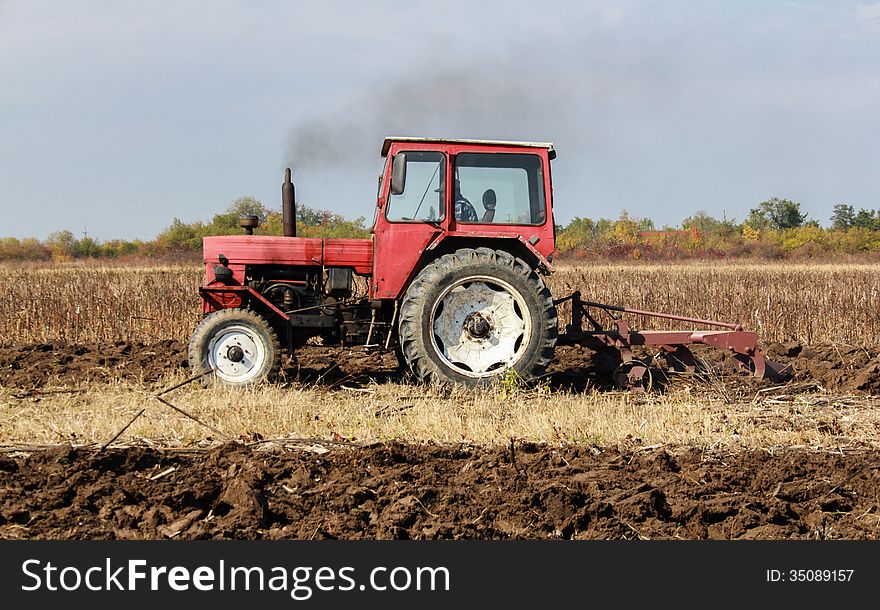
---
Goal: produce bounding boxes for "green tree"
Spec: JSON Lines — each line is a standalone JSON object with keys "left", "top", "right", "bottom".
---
{"left": 279, "top": 202, "right": 368, "bottom": 238}
{"left": 831, "top": 204, "right": 855, "bottom": 230}
{"left": 100, "top": 239, "right": 139, "bottom": 258}
{"left": 637, "top": 217, "right": 655, "bottom": 231}
{"left": 261, "top": 210, "right": 284, "bottom": 235}
{"left": 204, "top": 196, "right": 270, "bottom": 235}
{"left": 610, "top": 210, "right": 640, "bottom": 244}
{"left": 852, "top": 208, "right": 880, "bottom": 231}
{"left": 77, "top": 236, "right": 102, "bottom": 257}
{"left": 297, "top": 204, "right": 327, "bottom": 227}
{"left": 681, "top": 211, "right": 739, "bottom": 237}
{"left": 747, "top": 197, "right": 807, "bottom": 230}
{"left": 156, "top": 218, "right": 201, "bottom": 250}
{"left": 46, "top": 230, "right": 78, "bottom": 260}
{"left": 556, "top": 217, "right": 598, "bottom": 251}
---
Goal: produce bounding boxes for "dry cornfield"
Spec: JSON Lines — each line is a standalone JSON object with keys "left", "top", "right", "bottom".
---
{"left": 0, "top": 263, "right": 202, "bottom": 344}
{"left": 1, "top": 260, "right": 879, "bottom": 346}
{"left": 550, "top": 262, "right": 880, "bottom": 346}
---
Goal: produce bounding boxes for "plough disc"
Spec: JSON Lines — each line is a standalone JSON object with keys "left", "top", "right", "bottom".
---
{"left": 554, "top": 291, "right": 791, "bottom": 390}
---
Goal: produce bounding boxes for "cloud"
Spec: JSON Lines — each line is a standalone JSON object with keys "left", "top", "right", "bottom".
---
{"left": 848, "top": 2, "right": 880, "bottom": 37}
{"left": 856, "top": 2, "right": 880, "bottom": 21}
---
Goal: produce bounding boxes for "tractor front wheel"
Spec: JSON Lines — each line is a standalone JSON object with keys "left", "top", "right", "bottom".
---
{"left": 188, "top": 308, "right": 281, "bottom": 386}
{"left": 398, "top": 247, "right": 557, "bottom": 387}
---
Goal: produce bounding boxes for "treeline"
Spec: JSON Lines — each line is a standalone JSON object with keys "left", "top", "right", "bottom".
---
{"left": 3, "top": 196, "right": 880, "bottom": 262}
{"left": 559, "top": 198, "right": 880, "bottom": 260}
{"left": 0, "top": 197, "right": 370, "bottom": 262}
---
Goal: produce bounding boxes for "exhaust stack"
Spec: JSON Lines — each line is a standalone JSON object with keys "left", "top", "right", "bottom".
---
{"left": 282, "top": 167, "right": 296, "bottom": 237}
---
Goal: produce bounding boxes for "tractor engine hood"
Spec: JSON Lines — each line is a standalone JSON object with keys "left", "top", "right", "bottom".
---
{"left": 203, "top": 235, "right": 373, "bottom": 275}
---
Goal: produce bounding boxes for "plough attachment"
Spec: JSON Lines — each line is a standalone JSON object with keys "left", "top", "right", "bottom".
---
{"left": 555, "top": 292, "right": 790, "bottom": 391}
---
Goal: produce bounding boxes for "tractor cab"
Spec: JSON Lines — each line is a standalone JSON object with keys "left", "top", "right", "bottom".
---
{"left": 371, "top": 137, "right": 557, "bottom": 300}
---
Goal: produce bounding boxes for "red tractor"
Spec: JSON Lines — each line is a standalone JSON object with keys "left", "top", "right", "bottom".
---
{"left": 189, "top": 137, "right": 786, "bottom": 389}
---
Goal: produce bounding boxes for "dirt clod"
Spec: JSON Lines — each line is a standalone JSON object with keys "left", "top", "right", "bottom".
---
{"left": 1, "top": 442, "right": 878, "bottom": 540}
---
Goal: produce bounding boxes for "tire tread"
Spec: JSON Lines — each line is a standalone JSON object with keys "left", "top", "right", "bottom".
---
{"left": 188, "top": 308, "right": 281, "bottom": 386}
{"left": 398, "top": 248, "right": 557, "bottom": 387}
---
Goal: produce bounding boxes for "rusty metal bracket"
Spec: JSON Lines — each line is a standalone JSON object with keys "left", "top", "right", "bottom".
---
{"left": 555, "top": 291, "right": 789, "bottom": 384}
{"left": 199, "top": 285, "right": 290, "bottom": 321}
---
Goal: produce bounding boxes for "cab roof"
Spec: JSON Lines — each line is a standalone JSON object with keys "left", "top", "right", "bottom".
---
{"left": 381, "top": 136, "right": 556, "bottom": 158}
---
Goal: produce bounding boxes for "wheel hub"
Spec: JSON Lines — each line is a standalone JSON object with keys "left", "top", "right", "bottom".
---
{"left": 431, "top": 277, "right": 531, "bottom": 377}
{"left": 464, "top": 312, "right": 491, "bottom": 339}
{"left": 206, "top": 325, "right": 267, "bottom": 383}
{"left": 226, "top": 345, "right": 244, "bottom": 363}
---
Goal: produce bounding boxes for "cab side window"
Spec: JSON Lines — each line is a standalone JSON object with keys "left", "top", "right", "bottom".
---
{"left": 454, "top": 153, "right": 545, "bottom": 225}
{"left": 386, "top": 151, "right": 446, "bottom": 222}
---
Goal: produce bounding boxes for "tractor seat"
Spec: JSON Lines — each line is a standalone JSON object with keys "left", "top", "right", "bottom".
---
{"left": 481, "top": 189, "right": 496, "bottom": 223}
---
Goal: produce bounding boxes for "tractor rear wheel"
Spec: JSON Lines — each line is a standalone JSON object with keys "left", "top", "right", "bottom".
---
{"left": 188, "top": 308, "right": 281, "bottom": 386}
{"left": 398, "top": 247, "right": 557, "bottom": 387}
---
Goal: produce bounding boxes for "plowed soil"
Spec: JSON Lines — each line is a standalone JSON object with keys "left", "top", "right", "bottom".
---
{"left": 2, "top": 340, "right": 879, "bottom": 393}
{"left": 1, "top": 442, "right": 877, "bottom": 540}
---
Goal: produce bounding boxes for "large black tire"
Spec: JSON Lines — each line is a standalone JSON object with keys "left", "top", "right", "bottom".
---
{"left": 188, "top": 308, "right": 281, "bottom": 387}
{"left": 398, "top": 247, "right": 557, "bottom": 387}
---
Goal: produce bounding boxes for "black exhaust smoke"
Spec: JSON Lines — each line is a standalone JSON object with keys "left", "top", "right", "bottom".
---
{"left": 282, "top": 167, "right": 296, "bottom": 237}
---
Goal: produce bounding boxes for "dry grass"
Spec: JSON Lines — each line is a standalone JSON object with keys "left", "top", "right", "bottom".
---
{"left": 2, "top": 372, "right": 878, "bottom": 451}
{"left": 2, "top": 260, "right": 879, "bottom": 345}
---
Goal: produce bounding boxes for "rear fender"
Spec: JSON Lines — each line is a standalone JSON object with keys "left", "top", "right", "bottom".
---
{"left": 394, "top": 236, "right": 549, "bottom": 301}
{"left": 427, "top": 233, "right": 553, "bottom": 273}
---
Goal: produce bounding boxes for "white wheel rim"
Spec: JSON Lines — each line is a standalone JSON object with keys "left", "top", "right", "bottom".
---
{"left": 430, "top": 275, "right": 531, "bottom": 378}
{"left": 207, "top": 324, "right": 267, "bottom": 383}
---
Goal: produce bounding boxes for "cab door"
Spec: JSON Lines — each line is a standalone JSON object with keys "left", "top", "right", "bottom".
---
{"left": 372, "top": 148, "right": 448, "bottom": 300}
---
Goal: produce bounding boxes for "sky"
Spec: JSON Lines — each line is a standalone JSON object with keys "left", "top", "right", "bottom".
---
{"left": 1, "top": 0, "right": 879, "bottom": 241}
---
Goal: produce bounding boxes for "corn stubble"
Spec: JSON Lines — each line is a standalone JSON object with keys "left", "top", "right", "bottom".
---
{"left": 552, "top": 262, "right": 880, "bottom": 346}
{"left": 1, "top": 264, "right": 202, "bottom": 344}
{"left": 2, "top": 261, "right": 878, "bottom": 346}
